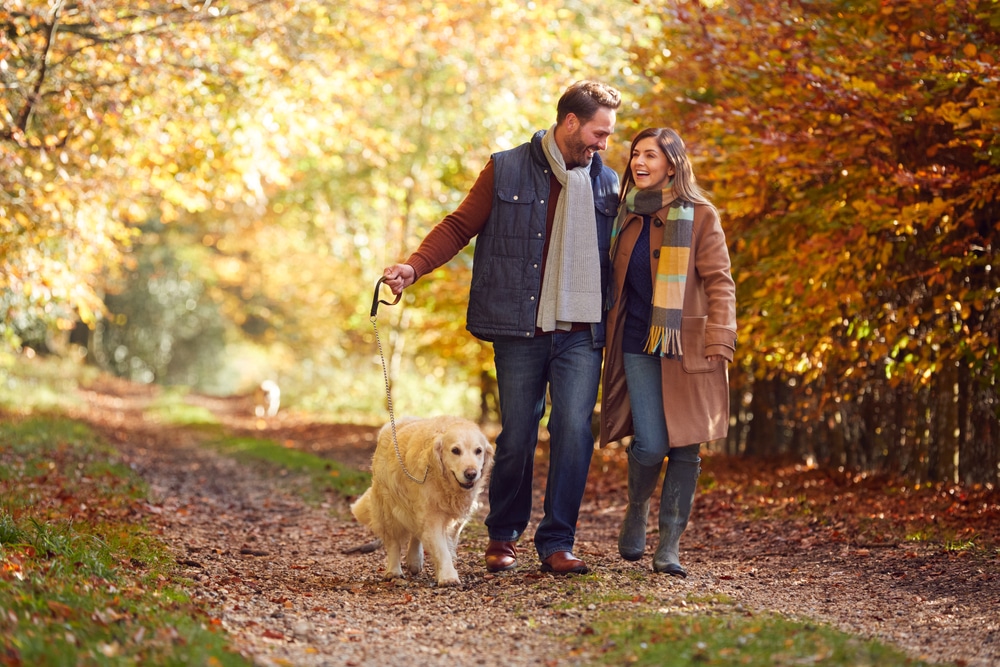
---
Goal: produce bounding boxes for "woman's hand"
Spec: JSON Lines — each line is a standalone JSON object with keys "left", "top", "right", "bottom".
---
{"left": 706, "top": 355, "right": 726, "bottom": 363}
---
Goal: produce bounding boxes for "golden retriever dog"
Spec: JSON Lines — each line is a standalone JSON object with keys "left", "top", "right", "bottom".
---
{"left": 351, "top": 416, "right": 495, "bottom": 586}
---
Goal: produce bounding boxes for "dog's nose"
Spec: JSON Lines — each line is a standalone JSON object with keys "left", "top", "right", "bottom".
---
{"left": 464, "top": 469, "right": 478, "bottom": 481}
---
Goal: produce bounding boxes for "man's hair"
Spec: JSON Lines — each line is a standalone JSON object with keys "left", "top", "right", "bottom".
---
{"left": 556, "top": 80, "right": 622, "bottom": 125}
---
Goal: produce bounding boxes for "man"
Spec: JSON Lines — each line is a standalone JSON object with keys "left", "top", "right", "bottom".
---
{"left": 381, "top": 80, "right": 621, "bottom": 575}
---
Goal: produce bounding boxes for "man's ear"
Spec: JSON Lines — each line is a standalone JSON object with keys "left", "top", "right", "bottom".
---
{"left": 563, "top": 112, "right": 579, "bottom": 132}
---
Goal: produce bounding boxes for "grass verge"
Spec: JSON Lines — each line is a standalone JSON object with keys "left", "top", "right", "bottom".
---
{"left": 142, "top": 388, "right": 371, "bottom": 502}
{"left": 577, "top": 604, "right": 950, "bottom": 666}
{"left": 208, "top": 435, "right": 371, "bottom": 501}
{"left": 0, "top": 416, "right": 251, "bottom": 666}
{"left": 145, "top": 387, "right": 221, "bottom": 428}
{"left": 0, "top": 353, "right": 96, "bottom": 414}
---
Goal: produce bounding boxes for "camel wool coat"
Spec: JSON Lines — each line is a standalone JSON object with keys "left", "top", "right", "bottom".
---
{"left": 599, "top": 199, "right": 737, "bottom": 448}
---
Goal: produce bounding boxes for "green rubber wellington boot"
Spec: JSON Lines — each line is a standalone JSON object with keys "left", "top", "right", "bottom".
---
{"left": 618, "top": 450, "right": 663, "bottom": 561}
{"left": 653, "top": 458, "right": 700, "bottom": 577}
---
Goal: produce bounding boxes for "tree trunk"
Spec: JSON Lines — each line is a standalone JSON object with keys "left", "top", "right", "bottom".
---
{"left": 745, "top": 377, "right": 779, "bottom": 458}
{"left": 886, "top": 385, "right": 906, "bottom": 475}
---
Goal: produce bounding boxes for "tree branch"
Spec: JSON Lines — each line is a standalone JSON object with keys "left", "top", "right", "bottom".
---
{"left": 14, "top": 0, "right": 65, "bottom": 135}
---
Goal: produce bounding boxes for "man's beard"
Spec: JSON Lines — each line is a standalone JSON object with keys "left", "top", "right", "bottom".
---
{"left": 564, "top": 128, "right": 595, "bottom": 168}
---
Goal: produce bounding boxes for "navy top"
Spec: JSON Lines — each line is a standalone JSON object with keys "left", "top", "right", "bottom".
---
{"left": 623, "top": 215, "right": 654, "bottom": 355}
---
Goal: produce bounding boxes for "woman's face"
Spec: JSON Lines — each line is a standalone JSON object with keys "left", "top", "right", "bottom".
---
{"left": 630, "top": 137, "right": 675, "bottom": 190}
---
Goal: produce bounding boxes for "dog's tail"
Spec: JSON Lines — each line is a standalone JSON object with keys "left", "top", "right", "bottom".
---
{"left": 350, "top": 488, "right": 373, "bottom": 526}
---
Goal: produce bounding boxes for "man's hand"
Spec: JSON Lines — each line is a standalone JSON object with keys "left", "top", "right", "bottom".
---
{"left": 382, "top": 264, "right": 416, "bottom": 295}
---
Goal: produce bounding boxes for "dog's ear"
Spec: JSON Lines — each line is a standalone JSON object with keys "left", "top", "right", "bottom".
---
{"left": 434, "top": 435, "right": 448, "bottom": 474}
{"left": 482, "top": 436, "right": 496, "bottom": 467}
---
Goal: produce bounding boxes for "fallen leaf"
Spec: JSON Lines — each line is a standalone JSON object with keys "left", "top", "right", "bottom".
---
{"left": 46, "top": 600, "right": 75, "bottom": 620}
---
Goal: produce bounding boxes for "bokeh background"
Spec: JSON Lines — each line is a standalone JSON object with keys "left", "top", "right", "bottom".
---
{"left": 2, "top": 0, "right": 997, "bottom": 484}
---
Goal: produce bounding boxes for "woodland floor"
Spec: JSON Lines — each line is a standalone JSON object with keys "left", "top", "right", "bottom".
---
{"left": 70, "top": 377, "right": 999, "bottom": 667}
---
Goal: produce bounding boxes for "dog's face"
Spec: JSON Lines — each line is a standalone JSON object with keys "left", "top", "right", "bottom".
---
{"left": 435, "top": 427, "right": 495, "bottom": 490}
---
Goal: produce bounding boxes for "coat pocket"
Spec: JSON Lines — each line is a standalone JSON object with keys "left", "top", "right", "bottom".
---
{"left": 496, "top": 187, "right": 536, "bottom": 205}
{"left": 681, "top": 316, "right": 718, "bottom": 374}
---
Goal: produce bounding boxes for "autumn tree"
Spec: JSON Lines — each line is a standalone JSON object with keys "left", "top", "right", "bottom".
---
{"left": 1, "top": 0, "right": 287, "bottom": 349}
{"left": 627, "top": 0, "right": 999, "bottom": 483}
{"left": 2, "top": 0, "right": 647, "bottom": 418}
{"left": 124, "top": 0, "right": 648, "bottom": 417}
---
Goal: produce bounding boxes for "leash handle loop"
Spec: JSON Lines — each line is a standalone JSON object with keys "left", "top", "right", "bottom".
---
{"left": 370, "top": 276, "right": 401, "bottom": 320}
{"left": 369, "top": 274, "right": 428, "bottom": 484}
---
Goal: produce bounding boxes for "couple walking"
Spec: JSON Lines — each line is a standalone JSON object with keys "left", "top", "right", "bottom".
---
{"left": 380, "top": 80, "right": 736, "bottom": 577}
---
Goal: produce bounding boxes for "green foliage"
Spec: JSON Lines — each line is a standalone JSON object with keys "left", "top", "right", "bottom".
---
{"left": 95, "top": 222, "right": 229, "bottom": 390}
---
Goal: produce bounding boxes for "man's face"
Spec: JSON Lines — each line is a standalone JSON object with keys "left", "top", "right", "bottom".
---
{"left": 562, "top": 107, "right": 616, "bottom": 168}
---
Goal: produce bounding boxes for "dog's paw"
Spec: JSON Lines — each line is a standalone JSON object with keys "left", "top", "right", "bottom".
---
{"left": 406, "top": 542, "right": 424, "bottom": 575}
{"left": 406, "top": 554, "right": 424, "bottom": 576}
{"left": 435, "top": 576, "right": 461, "bottom": 587}
{"left": 406, "top": 558, "right": 424, "bottom": 575}
{"left": 383, "top": 569, "right": 405, "bottom": 581}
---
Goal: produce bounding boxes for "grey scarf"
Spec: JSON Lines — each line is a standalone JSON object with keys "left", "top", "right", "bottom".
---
{"left": 536, "top": 126, "right": 603, "bottom": 332}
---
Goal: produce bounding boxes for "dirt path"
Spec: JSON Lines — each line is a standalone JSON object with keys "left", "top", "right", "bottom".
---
{"left": 75, "top": 381, "right": 999, "bottom": 667}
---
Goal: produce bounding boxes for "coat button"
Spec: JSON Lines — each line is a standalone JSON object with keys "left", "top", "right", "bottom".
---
{"left": 654, "top": 219, "right": 663, "bottom": 227}
{"left": 513, "top": 195, "right": 519, "bottom": 201}
{"left": 653, "top": 249, "right": 660, "bottom": 259}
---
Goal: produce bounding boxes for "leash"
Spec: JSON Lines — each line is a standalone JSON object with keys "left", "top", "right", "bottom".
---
{"left": 370, "top": 277, "right": 429, "bottom": 484}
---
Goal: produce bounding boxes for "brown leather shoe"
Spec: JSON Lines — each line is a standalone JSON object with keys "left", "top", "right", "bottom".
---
{"left": 540, "top": 551, "right": 589, "bottom": 574}
{"left": 485, "top": 540, "right": 517, "bottom": 572}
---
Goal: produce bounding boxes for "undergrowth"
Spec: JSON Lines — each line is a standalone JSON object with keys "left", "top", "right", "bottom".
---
{"left": 0, "top": 416, "right": 251, "bottom": 666}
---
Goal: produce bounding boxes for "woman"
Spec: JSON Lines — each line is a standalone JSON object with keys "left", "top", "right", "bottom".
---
{"left": 600, "top": 128, "right": 736, "bottom": 576}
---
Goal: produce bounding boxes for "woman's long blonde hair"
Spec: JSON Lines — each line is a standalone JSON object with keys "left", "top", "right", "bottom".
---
{"left": 619, "top": 127, "right": 713, "bottom": 207}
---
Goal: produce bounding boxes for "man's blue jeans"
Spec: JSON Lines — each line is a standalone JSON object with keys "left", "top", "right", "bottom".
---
{"left": 487, "top": 329, "right": 601, "bottom": 560}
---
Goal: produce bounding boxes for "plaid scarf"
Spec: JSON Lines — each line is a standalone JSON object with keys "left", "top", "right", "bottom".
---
{"left": 611, "top": 186, "right": 694, "bottom": 357}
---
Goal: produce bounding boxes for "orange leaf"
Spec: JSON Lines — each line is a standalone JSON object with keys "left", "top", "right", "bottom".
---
{"left": 46, "top": 600, "right": 75, "bottom": 620}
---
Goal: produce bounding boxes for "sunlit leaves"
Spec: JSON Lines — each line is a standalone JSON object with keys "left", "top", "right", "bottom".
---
{"left": 156, "top": 0, "right": 645, "bottom": 401}
{"left": 629, "top": 0, "right": 999, "bottom": 397}
{"left": 1, "top": 0, "right": 276, "bottom": 347}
